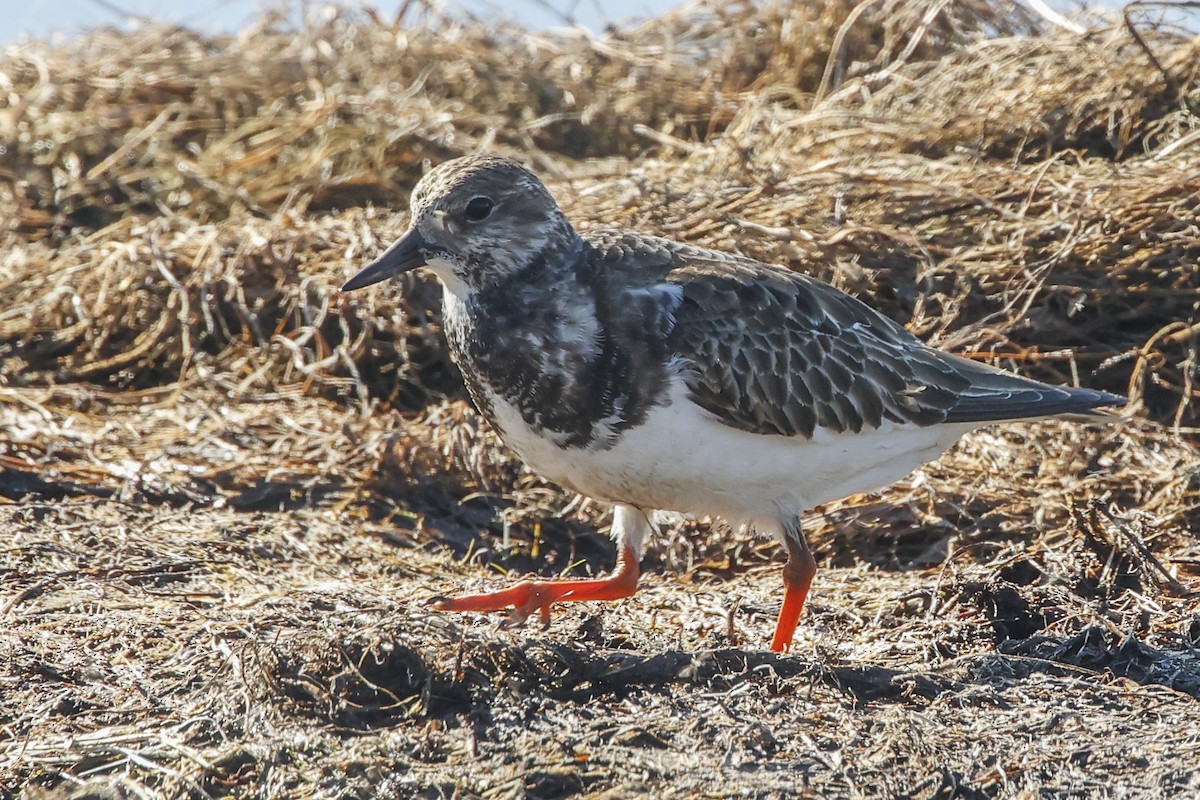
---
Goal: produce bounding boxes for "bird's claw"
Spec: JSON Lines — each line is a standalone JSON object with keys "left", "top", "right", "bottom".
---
{"left": 425, "top": 550, "right": 638, "bottom": 632}
{"left": 498, "top": 606, "right": 528, "bottom": 629}
{"left": 499, "top": 592, "right": 555, "bottom": 630}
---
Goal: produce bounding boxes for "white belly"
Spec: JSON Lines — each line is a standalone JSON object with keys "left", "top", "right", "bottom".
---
{"left": 483, "top": 377, "right": 978, "bottom": 523}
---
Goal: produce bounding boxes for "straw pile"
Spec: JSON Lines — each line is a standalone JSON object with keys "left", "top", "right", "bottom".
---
{"left": 3, "top": 1, "right": 1200, "bottom": 797}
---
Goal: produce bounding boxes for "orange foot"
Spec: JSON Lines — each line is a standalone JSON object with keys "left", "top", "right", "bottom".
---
{"left": 770, "top": 533, "right": 817, "bottom": 653}
{"left": 430, "top": 546, "right": 640, "bottom": 629}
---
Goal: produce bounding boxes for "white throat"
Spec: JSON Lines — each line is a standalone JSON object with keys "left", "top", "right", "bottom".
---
{"left": 424, "top": 256, "right": 472, "bottom": 299}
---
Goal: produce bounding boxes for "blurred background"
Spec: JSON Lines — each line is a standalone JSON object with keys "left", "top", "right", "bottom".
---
{"left": 7, "top": 0, "right": 1199, "bottom": 43}
{"left": 10, "top": 0, "right": 685, "bottom": 41}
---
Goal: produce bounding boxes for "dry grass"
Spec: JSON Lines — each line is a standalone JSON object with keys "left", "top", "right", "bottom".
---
{"left": 3, "top": 1, "right": 1200, "bottom": 797}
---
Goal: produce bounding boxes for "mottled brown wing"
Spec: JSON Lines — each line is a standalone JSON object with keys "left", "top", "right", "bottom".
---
{"left": 585, "top": 230, "right": 1121, "bottom": 439}
{"left": 666, "top": 258, "right": 969, "bottom": 437}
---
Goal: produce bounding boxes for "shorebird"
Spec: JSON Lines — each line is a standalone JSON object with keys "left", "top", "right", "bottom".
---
{"left": 341, "top": 155, "right": 1123, "bottom": 652}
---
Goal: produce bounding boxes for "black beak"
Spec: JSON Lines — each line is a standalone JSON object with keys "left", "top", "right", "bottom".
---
{"left": 341, "top": 228, "right": 429, "bottom": 291}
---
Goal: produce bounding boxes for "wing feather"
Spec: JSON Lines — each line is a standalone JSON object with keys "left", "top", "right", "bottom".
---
{"left": 583, "top": 229, "right": 1122, "bottom": 438}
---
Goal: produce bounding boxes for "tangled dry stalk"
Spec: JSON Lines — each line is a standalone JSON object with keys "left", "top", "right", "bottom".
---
{"left": 3, "top": 1, "right": 1200, "bottom": 798}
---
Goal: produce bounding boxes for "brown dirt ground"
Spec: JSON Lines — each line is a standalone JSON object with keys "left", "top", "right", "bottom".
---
{"left": 3, "top": 2, "right": 1200, "bottom": 798}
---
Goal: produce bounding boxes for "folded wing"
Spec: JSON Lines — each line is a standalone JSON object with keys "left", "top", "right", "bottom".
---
{"left": 656, "top": 244, "right": 1120, "bottom": 437}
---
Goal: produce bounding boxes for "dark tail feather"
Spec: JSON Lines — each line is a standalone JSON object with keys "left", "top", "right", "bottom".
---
{"left": 944, "top": 384, "right": 1125, "bottom": 424}
{"left": 938, "top": 353, "right": 1126, "bottom": 424}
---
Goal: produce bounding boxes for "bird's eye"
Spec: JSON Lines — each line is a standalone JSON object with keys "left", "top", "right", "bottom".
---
{"left": 464, "top": 196, "right": 495, "bottom": 222}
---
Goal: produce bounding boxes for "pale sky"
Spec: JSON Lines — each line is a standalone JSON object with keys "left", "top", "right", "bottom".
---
{"left": 4, "top": 0, "right": 1195, "bottom": 48}
{"left": 3, "top": 0, "right": 686, "bottom": 44}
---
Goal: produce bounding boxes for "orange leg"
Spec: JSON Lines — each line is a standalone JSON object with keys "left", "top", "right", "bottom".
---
{"left": 770, "top": 531, "right": 816, "bottom": 653}
{"left": 430, "top": 546, "right": 640, "bottom": 629}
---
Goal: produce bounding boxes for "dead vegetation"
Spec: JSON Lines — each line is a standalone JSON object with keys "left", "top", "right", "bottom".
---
{"left": 3, "top": 1, "right": 1200, "bottom": 797}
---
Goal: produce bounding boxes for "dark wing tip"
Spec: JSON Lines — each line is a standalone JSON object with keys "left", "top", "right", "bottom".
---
{"left": 945, "top": 383, "right": 1127, "bottom": 424}
{"left": 1080, "top": 387, "right": 1127, "bottom": 408}
{"left": 1062, "top": 386, "right": 1128, "bottom": 418}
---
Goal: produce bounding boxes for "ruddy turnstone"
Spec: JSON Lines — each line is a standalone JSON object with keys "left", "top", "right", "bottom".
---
{"left": 341, "top": 154, "right": 1124, "bottom": 652}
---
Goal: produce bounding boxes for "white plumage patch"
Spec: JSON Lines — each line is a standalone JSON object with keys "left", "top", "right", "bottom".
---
{"left": 482, "top": 373, "right": 977, "bottom": 527}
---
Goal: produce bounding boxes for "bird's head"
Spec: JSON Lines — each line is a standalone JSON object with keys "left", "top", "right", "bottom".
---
{"left": 341, "top": 155, "right": 577, "bottom": 295}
